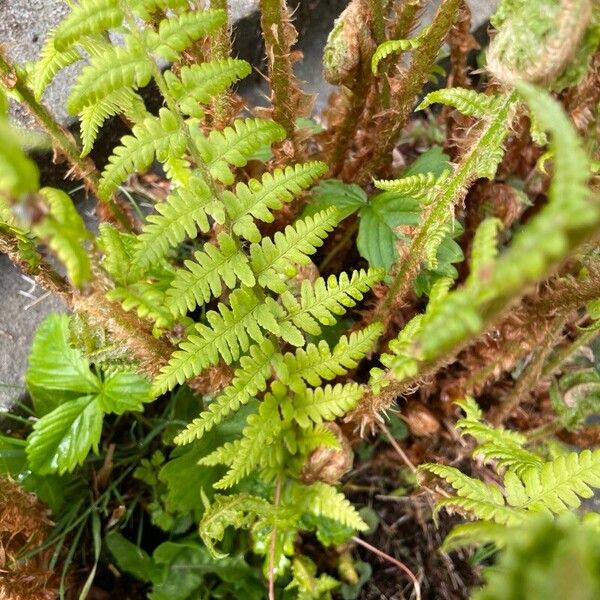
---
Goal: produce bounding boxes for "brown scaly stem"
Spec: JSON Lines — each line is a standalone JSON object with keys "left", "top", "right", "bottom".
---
{"left": 376, "top": 0, "right": 425, "bottom": 112}
{"left": 1, "top": 229, "right": 173, "bottom": 374}
{"left": 0, "top": 52, "right": 132, "bottom": 231}
{"left": 487, "top": 311, "right": 572, "bottom": 424}
{"left": 326, "top": 0, "right": 376, "bottom": 178}
{"left": 350, "top": 255, "right": 600, "bottom": 432}
{"left": 355, "top": 0, "right": 461, "bottom": 184}
{"left": 208, "top": 0, "right": 235, "bottom": 128}
{"left": 0, "top": 230, "right": 72, "bottom": 303}
{"left": 259, "top": 0, "right": 302, "bottom": 152}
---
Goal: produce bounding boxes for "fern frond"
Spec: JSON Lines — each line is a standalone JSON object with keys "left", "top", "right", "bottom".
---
{"left": 509, "top": 450, "right": 600, "bottom": 514}
{"left": 292, "top": 482, "right": 368, "bottom": 531}
{"left": 165, "top": 59, "right": 251, "bottom": 118}
{"left": 199, "top": 440, "right": 241, "bottom": 467}
{"left": 131, "top": 0, "right": 190, "bottom": 20}
{"left": 174, "top": 340, "right": 277, "bottom": 445}
{"left": 422, "top": 463, "right": 521, "bottom": 525}
{"left": 371, "top": 37, "right": 422, "bottom": 74}
{"left": 133, "top": 177, "right": 222, "bottom": 271}
{"left": 67, "top": 41, "right": 152, "bottom": 115}
{"left": 249, "top": 208, "right": 339, "bottom": 293}
{"left": 281, "top": 269, "right": 385, "bottom": 336}
{"left": 214, "top": 392, "right": 283, "bottom": 489}
{"left": 373, "top": 171, "right": 443, "bottom": 197}
{"left": 107, "top": 282, "right": 175, "bottom": 329}
{"left": 281, "top": 323, "right": 383, "bottom": 387}
{"left": 32, "top": 188, "right": 91, "bottom": 287}
{"left": 467, "top": 218, "right": 502, "bottom": 287}
{"left": 98, "top": 224, "right": 139, "bottom": 285}
{"left": 30, "top": 28, "right": 81, "bottom": 101}
{"left": 79, "top": 88, "right": 148, "bottom": 157}
{"left": 145, "top": 9, "right": 227, "bottom": 62}
{"left": 154, "top": 288, "right": 282, "bottom": 392}
{"left": 194, "top": 118, "right": 286, "bottom": 185}
{"left": 455, "top": 398, "right": 544, "bottom": 476}
{"left": 226, "top": 161, "right": 328, "bottom": 242}
{"left": 199, "top": 493, "right": 272, "bottom": 558}
{"left": 98, "top": 108, "right": 187, "bottom": 200}
{"left": 167, "top": 232, "right": 256, "bottom": 316}
{"left": 417, "top": 89, "right": 503, "bottom": 118}
{"left": 54, "top": 0, "right": 123, "bottom": 51}
{"left": 293, "top": 383, "right": 365, "bottom": 428}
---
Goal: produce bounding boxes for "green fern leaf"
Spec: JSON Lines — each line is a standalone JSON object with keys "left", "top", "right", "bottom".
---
{"left": 167, "top": 232, "right": 256, "bottom": 316}
{"left": 67, "top": 41, "right": 152, "bottom": 115}
{"left": 153, "top": 288, "right": 282, "bottom": 393}
{"left": 422, "top": 463, "right": 522, "bottom": 525}
{"left": 54, "top": 0, "right": 123, "bottom": 51}
{"left": 165, "top": 58, "right": 252, "bottom": 118}
{"left": 97, "top": 224, "right": 139, "bottom": 285}
{"left": 133, "top": 177, "right": 223, "bottom": 271}
{"left": 131, "top": 0, "right": 190, "bottom": 20}
{"left": 226, "top": 161, "right": 328, "bottom": 242}
{"left": 30, "top": 28, "right": 81, "bottom": 101}
{"left": 281, "top": 323, "right": 383, "bottom": 387}
{"left": 80, "top": 88, "right": 148, "bottom": 157}
{"left": 145, "top": 9, "right": 227, "bottom": 62}
{"left": 292, "top": 482, "right": 368, "bottom": 531}
{"left": 281, "top": 268, "right": 384, "bottom": 336}
{"left": 0, "top": 222, "right": 40, "bottom": 269}
{"left": 32, "top": 188, "right": 92, "bottom": 287}
{"left": 214, "top": 392, "right": 283, "bottom": 489}
{"left": 513, "top": 450, "right": 600, "bottom": 514}
{"left": 373, "top": 171, "right": 444, "bottom": 197}
{"left": 193, "top": 118, "right": 286, "bottom": 185}
{"left": 467, "top": 218, "right": 502, "bottom": 287}
{"left": 249, "top": 208, "right": 339, "bottom": 293}
{"left": 107, "top": 282, "right": 175, "bottom": 330}
{"left": 455, "top": 398, "right": 544, "bottom": 476}
{"left": 98, "top": 108, "right": 187, "bottom": 200}
{"left": 174, "top": 340, "right": 277, "bottom": 445}
{"left": 371, "top": 37, "right": 422, "bottom": 74}
{"left": 199, "top": 493, "right": 272, "bottom": 558}
{"left": 293, "top": 382, "right": 365, "bottom": 428}
{"left": 417, "top": 89, "right": 503, "bottom": 118}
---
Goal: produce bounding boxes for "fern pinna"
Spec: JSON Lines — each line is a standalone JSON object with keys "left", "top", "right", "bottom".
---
{"left": 421, "top": 398, "right": 600, "bottom": 551}
{"left": 26, "top": 0, "right": 382, "bottom": 556}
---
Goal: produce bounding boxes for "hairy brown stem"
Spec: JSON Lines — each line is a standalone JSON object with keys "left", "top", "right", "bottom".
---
{"left": 355, "top": 0, "right": 460, "bottom": 183}
{"left": 488, "top": 311, "right": 572, "bottom": 424}
{"left": 259, "top": 0, "right": 302, "bottom": 150}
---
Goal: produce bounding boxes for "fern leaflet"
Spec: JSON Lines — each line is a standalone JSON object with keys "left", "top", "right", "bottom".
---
{"left": 167, "top": 232, "right": 256, "bottom": 316}
{"left": 249, "top": 208, "right": 339, "bottom": 293}
{"left": 145, "top": 9, "right": 227, "bottom": 62}
{"left": 193, "top": 118, "right": 286, "bottom": 185}
{"left": 174, "top": 340, "right": 278, "bottom": 444}
{"left": 226, "top": 161, "right": 328, "bottom": 242}
{"left": 133, "top": 177, "right": 222, "bottom": 271}
{"left": 293, "top": 383, "right": 365, "bottom": 428}
{"left": 98, "top": 108, "right": 187, "bottom": 200}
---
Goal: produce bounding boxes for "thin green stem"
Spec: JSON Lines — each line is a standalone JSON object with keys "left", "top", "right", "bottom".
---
{"left": 542, "top": 327, "right": 600, "bottom": 378}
